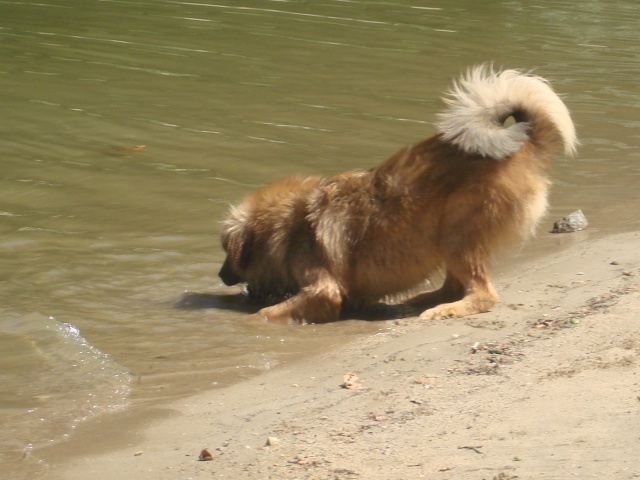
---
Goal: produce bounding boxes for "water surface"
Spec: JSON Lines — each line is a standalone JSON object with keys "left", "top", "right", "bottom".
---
{"left": 1, "top": 0, "right": 639, "bottom": 477}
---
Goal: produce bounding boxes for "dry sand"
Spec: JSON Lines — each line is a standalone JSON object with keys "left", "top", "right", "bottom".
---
{"left": 41, "top": 232, "right": 639, "bottom": 480}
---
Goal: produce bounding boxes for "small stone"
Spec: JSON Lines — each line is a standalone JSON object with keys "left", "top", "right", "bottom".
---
{"left": 134, "top": 451, "right": 143, "bottom": 456}
{"left": 266, "top": 437, "right": 280, "bottom": 446}
{"left": 198, "top": 449, "right": 213, "bottom": 461}
{"left": 551, "top": 210, "right": 588, "bottom": 233}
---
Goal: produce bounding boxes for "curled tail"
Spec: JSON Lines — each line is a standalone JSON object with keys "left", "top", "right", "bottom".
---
{"left": 437, "top": 64, "right": 578, "bottom": 159}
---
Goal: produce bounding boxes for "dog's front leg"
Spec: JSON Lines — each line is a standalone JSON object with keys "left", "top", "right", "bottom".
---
{"left": 257, "top": 271, "right": 343, "bottom": 324}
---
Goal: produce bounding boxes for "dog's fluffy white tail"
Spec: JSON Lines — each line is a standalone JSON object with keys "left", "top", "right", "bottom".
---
{"left": 437, "top": 65, "right": 578, "bottom": 159}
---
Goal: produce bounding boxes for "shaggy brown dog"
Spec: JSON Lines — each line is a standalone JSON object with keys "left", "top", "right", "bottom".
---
{"left": 219, "top": 65, "right": 578, "bottom": 323}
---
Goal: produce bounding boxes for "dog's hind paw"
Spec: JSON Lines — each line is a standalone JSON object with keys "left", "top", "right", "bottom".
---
{"left": 419, "top": 304, "right": 463, "bottom": 320}
{"left": 419, "top": 300, "right": 491, "bottom": 320}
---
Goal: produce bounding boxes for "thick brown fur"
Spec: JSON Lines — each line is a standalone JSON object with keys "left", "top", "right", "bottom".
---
{"left": 219, "top": 65, "right": 577, "bottom": 324}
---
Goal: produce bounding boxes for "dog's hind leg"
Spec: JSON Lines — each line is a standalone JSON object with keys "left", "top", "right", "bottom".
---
{"left": 417, "top": 257, "right": 498, "bottom": 320}
{"left": 257, "top": 269, "right": 343, "bottom": 324}
{"left": 405, "top": 271, "right": 466, "bottom": 310}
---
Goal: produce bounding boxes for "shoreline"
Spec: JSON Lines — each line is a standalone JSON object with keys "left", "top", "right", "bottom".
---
{"left": 42, "top": 231, "right": 639, "bottom": 479}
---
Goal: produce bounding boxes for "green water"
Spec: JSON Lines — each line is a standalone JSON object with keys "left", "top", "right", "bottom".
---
{"left": 1, "top": 0, "right": 639, "bottom": 477}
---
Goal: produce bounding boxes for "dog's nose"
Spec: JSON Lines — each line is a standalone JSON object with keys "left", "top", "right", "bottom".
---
{"left": 219, "top": 258, "right": 241, "bottom": 286}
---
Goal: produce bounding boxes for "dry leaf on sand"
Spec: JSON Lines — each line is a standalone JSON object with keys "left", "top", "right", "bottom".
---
{"left": 342, "top": 372, "right": 365, "bottom": 390}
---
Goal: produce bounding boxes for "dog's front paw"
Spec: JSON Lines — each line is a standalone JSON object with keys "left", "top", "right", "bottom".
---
{"left": 257, "top": 305, "right": 300, "bottom": 325}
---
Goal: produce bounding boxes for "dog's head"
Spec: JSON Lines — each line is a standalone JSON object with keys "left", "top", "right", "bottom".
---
{"left": 218, "top": 206, "right": 253, "bottom": 286}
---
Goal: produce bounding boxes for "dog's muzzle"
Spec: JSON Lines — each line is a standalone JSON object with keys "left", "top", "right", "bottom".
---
{"left": 219, "top": 257, "right": 241, "bottom": 286}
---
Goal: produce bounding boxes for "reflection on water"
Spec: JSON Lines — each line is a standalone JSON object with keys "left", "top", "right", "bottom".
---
{"left": 1, "top": 0, "right": 639, "bottom": 476}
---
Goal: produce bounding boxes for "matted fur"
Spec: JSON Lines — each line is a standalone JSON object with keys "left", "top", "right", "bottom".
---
{"left": 219, "top": 64, "right": 578, "bottom": 324}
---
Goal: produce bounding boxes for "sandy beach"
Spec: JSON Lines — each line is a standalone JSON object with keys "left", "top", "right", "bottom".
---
{"left": 41, "top": 231, "right": 639, "bottom": 480}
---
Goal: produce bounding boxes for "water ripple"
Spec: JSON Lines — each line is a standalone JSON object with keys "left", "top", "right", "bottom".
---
{"left": 169, "top": 2, "right": 390, "bottom": 25}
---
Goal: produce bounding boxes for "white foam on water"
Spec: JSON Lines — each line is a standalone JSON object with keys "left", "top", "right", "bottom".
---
{"left": 0, "top": 313, "right": 132, "bottom": 464}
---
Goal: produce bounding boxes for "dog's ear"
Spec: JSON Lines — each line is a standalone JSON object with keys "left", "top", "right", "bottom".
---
{"left": 219, "top": 228, "right": 254, "bottom": 285}
{"left": 237, "top": 230, "right": 254, "bottom": 271}
{"left": 223, "top": 227, "right": 254, "bottom": 270}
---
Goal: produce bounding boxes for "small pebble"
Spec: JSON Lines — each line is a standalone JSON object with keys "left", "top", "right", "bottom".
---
{"left": 266, "top": 437, "right": 280, "bottom": 446}
{"left": 198, "top": 449, "right": 213, "bottom": 461}
{"left": 551, "top": 210, "right": 588, "bottom": 233}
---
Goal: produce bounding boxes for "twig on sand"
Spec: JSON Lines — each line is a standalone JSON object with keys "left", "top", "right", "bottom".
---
{"left": 458, "top": 445, "right": 483, "bottom": 454}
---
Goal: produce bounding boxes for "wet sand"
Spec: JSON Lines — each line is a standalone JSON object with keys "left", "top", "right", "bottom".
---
{"left": 43, "top": 232, "right": 640, "bottom": 480}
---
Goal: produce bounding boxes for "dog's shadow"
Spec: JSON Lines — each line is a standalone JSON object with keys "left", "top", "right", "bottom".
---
{"left": 173, "top": 291, "right": 421, "bottom": 322}
{"left": 174, "top": 291, "right": 257, "bottom": 313}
